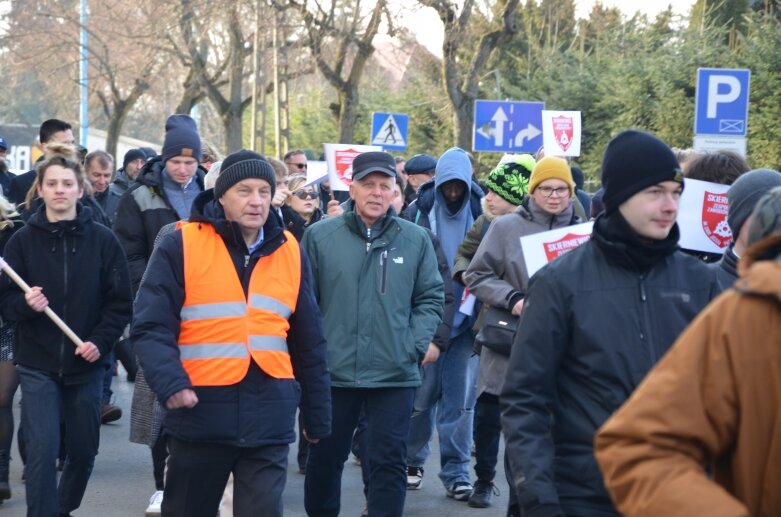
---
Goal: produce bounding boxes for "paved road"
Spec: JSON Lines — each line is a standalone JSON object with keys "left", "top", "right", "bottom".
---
{"left": 3, "top": 370, "right": 508, "bottom": 516}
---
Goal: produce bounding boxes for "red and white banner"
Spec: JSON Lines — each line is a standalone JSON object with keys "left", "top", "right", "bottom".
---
{"left": 678, "top": 178, "right": 732, "bottom": 253}
{"left": 520, "top": 222, "right": 594, "bottom": 277}
{"left": 323, "top": 143, "right": 382, "bottom": 191}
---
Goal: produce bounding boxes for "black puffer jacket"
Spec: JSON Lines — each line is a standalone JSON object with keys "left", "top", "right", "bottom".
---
{"left": 501, "top": 216, "right": 719, "bottom": 517}
{"left": 133, "top": 190, "right": 331, "bottom": 446}
{"left": 113, "top": 158, "right": 205, "bottom": 292}
{"left": 0, "top": 203, "right": 132, "bottom": 381}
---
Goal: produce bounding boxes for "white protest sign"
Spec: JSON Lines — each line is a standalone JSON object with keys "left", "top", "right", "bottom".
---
{"left": 520, "top": 221, "right": 594, "bottom": 278}
{"left": 305, "top": 160, "right": 328, "bottom": 186}
{"left": 323, "top": 143, "right": 382, "bottom": 191}
{"left": 677, "top": 178, "right": 731, "bottom": 253}
{"left": 542, "top": 110, "right": 581, "bottom": 157}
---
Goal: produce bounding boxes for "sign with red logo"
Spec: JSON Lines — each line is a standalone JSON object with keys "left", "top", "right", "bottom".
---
{"left": 520, "top": 222, "right": 594, "bottom": 277}
{"left": 323, "top": 143, "right": 382, "bottom": 191}
{"left": 552, "top": 116, "right": 573, "bottom": 152}
{"left": 678, "top": 178, "right": 731, "bottom": 253}
{"left": 543, "top": 232, "right": 591, "bottom": 262}
{"left": 542, "top": 110, "right": 581, "bottom": 157}
{"left": 701, "top": 190, "right": 732, "bottom": 248}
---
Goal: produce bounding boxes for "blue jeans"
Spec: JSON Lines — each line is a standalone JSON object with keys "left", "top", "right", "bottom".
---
{"left": 406, "top": 330, "right": 479, "bottom": 488}
{"left": 305, "top": 387, "right": 414, "bottom": 517}
{"left": 17, "top": 365, "right": 102, "bottom": 517}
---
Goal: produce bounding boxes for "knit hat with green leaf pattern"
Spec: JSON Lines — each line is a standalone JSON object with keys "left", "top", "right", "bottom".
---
{"left": 485, "top": 154, "right": 536, "bottom": 205}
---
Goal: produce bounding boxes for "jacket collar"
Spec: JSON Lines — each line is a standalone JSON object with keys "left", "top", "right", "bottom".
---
{"left": 137, "top": 158, "right": 206, "bottom": 192}
{"left": 27, "top": 201, "right": 93, "bottom": 236}
{"left": 518, "top": 196, "right": 578, "bottom": 227}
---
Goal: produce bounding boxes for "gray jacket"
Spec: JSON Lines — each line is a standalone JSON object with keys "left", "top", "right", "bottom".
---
{"left": 464, "top": 197, "right": 578, "bottom": 397}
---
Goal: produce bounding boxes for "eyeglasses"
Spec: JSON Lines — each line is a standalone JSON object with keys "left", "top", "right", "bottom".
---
{"left": 537, "top": 186, "right": 569, "bottom": 198}
{"left": 292, "top": 190, "right": 318, "bottom": 200}
{"left": 286, "top": 162, "right": 307, "bottom": 170}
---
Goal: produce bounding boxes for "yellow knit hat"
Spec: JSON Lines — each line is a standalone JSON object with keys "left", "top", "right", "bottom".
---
{"left": 529, "top": 156, "right": 575, "bottom": 196}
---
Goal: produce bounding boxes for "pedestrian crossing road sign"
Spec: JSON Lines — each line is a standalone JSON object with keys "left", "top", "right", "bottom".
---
{"left": 371, "top": 112, "right": 408, "bottom": 151}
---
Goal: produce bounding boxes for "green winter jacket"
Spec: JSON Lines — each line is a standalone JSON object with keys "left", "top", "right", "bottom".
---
{"left": 302, "top": 205, "right": 444, "bottom": 388}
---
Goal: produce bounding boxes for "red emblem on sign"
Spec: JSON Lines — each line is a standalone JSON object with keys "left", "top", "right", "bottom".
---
{"left": 334, "top": 148, "right": 365, "bottom": 186}
{"left": 552, "top": 116, "right": 574, "bottom": 152}
{"left": 701, "top": 191, "right": 732, "bottom": 248}
{"left": 543, "top": 233, "right": 591, "bottom": 262}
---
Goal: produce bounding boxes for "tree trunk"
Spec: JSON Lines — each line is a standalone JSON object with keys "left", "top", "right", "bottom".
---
{"left": 223, "top": 108, "right": 244, "bottom": 153}
{"left": 338, "top": 87, "right": 359, "bottom": 144}
{"left": 454, "top": 100, "right": 473, "bottom": 151}
{"left": 106, "top": 111, "right": 124, "bottom": 162}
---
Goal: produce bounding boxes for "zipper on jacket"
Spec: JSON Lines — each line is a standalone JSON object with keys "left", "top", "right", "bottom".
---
{"left": 244, "top": 254, "right": 250, "bottom": 268}
{"left": 59, "top": 237, "right": 67, "bottom": 379}
{"left": 638, "top": 275, "right": 658, "bottom": 364}
{"left": 380, "top": 250, "right": 388, "bottom": 294}
{"left": 366, "top": 227, "right": 372, "bottom": 253}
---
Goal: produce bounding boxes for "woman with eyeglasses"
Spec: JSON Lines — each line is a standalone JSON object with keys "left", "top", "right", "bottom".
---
{"left": 464, "top": 156, "right": 580, "bottom": 514}
{"left": 286, "top": 174, "right": 324, "bottom": 227}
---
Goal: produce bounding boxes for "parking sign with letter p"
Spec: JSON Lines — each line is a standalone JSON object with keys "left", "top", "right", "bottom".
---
{"left": 694, "top": 68, "right": 751, "bottom": 136}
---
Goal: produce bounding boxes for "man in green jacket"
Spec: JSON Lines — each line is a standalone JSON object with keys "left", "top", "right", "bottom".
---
{"left": 302, "top": 151, "right": 444, "bottom": 517}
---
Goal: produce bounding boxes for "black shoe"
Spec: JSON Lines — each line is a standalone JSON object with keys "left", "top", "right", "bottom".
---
{"left": 0, "top": 449, "right": 10, "bottom": 500}
{"left": 468, "top": 479, "right": 499, "bottom": 508}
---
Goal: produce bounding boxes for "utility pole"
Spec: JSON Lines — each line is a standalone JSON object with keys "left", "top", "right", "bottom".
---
{"left": 79, "top": 0, "right": 88, "bottom": 148}
{"left": 251, "top": 0, "right": 260, "bottom": 151}
{"left": 273, "top": 10, "right": 290, "bottom": 158}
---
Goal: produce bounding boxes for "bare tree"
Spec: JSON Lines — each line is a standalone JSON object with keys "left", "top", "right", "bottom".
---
{"left": 3, "top": 0, "right": 165, "bottom": 159}
{"left": 285, "top": 0, "right": 387, "bottom": 143}
{"left": 421, "top": 0, "right": 520, "bottom": 148}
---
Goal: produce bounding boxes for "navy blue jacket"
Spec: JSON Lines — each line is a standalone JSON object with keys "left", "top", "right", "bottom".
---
{"left": 113, "top": 158, "right": 206, "bottom": 293}
{"left": 0, "top": 203, "right": 132, "bottom": 381}
{"left": 500, "top": 221, "right": 719, "bottom": 517}
{"left": 132, "top": 190, "right": 331, "bottom": 446}
{"left": 711, "top": 243, "right": 739, "bottom": 293}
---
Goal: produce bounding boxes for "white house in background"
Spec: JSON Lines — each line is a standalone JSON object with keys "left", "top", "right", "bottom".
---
{"left": 0, "top": 123, "right": 159, "bottom": 172}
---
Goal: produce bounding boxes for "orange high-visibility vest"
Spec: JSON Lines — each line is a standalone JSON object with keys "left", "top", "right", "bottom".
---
{"left": 178, "top": 222, "right": 300, "bottom": 385}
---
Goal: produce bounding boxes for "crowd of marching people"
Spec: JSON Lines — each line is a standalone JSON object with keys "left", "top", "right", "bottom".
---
{"left": 0, "top": 114, "right": 778, "bottom": 517}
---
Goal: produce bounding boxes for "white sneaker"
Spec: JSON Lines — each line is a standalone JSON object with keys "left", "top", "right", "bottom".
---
{"left": 145, "top": 490, "right": 164, "bottom": 517}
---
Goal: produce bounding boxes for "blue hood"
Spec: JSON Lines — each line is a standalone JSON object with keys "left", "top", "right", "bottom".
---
{"left": 435, "top": 147, "right": 472, "bottom": 192}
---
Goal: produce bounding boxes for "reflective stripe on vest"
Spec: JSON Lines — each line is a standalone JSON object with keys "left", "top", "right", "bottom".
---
{"left": 178, "top": 222, "right": 300, "bottom": 385}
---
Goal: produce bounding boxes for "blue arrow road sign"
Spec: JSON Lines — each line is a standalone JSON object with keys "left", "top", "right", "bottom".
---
{"left": 695, "top": 68, "right": 751, "bottom": 136}
{"left": 371, "top": 112, "right": 408, "bottom": 151}
{"left": 473, "top": 100, "right": 545, "bottom": 153}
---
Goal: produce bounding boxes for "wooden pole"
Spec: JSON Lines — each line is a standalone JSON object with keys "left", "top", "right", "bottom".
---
{"left": 0, "top": 257, "right": 84, "bottom": 348}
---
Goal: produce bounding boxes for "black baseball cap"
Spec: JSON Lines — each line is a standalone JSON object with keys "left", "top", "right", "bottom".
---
{"left": 352, "top": 151, "right": 397, "bottom": 182}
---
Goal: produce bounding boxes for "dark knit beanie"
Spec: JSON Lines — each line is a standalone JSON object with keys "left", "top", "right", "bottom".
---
{"left": 122, "top": 148, "right": 146, "bottom": 169}
{"left": 161, "top": 114, "right": 202, "bottom": 163}
{"left": 747, "top": 186, "right": 781, "bottom": 247}
{"left": 485, "top": 154, "right": 535, "bottom": 205}
{"left": 727, "top": 168, "right": 781, "bottom": 239}
{"left": 601, "top": 130, "right": 683, "bottom": 213}
{"left": 404, "top": 154, "right": 437, "bottom": 175}
{"left": 214, "top": 150, "right": 276, "bottom": 199}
